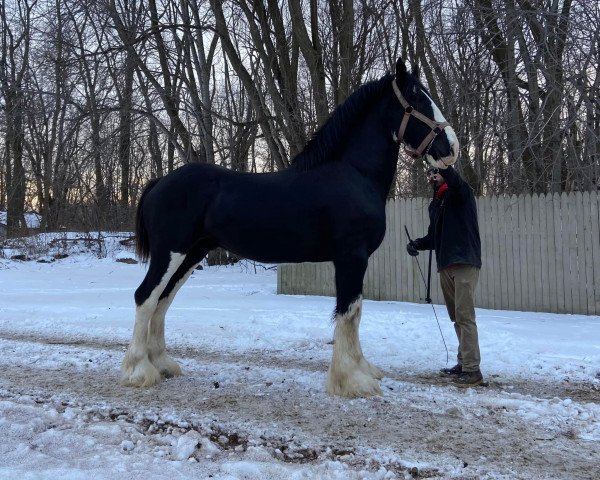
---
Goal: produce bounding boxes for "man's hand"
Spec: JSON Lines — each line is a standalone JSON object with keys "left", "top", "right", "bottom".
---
{"left": 427, "top": 157, "right": 450, "bottom": 169}
{"left": 406, "top": 241, "right": 419, "bottom": 256}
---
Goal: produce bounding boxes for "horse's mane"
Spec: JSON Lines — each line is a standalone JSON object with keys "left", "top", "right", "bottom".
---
{"left": 293, "top": 74, "right": 394, "bottom": 172}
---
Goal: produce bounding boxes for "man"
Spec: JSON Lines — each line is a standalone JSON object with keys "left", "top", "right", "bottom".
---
{"left": 407, "top": 165, "right": 483, "bottom": 387}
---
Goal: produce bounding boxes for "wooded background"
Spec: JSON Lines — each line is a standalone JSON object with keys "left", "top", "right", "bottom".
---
{"left": 1, "top": 0, "right": 599, "bottom": 235}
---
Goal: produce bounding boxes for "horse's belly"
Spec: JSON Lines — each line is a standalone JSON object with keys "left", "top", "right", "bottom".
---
{"left": 207, "top": 206, "right": 332, "bottom": 263}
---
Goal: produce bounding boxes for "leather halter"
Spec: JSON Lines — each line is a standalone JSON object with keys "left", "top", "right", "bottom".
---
{"left": 392, "top": 79, "right": 450, "bottom": 159}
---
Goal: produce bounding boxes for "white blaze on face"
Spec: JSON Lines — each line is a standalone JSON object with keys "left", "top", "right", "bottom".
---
{"left": 421, "top": 89, "right": 459, "bottom": 148}
{"left": 419, "top": 88, "right": 460, "bottom": 165}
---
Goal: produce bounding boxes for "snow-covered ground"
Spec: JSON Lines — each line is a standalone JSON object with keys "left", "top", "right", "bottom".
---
{"left": 0, "top": 235, "right": 599, "bottom": 479}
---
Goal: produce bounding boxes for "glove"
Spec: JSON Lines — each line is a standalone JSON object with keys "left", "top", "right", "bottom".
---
{"left": 406, "top": 241, "right": 419, "bottom": 257}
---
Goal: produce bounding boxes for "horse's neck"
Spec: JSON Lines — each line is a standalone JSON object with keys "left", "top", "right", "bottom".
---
{"left": 342, "top": 115, "right": 399, "bottom": 200}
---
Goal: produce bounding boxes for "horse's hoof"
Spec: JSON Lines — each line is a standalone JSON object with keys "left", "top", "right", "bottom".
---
{"left": 150, "top": 353, "right": 182, "bottom": 379}
{"left": 121, "top": 357, "right": 162, "bottom": 387}
{"left": 160, "top": 361, "right": 182, "bottom": 379}
{"left": 361, "top": 360, "right": 384, "bottom": 380}
{"left": 326, "top": 368, "right": 382, "bottom": 398}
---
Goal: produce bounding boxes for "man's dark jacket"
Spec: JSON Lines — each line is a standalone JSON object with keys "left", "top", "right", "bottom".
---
{"left": 413, "top": 166, "right": 481, "bottom": 271}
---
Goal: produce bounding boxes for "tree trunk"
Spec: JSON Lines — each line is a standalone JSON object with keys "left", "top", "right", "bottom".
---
{"left": 118, "top": 49, "right": 136, "bottom": 207}
{"left": 288, "top": 0, "right": 330, "bottom": 127}
{"left": 1, "top": 0, "right": 31, "bottom": 235}
{"left": 209, "top": 0, "right": 288, "bottom": 170}
{"left": 180, "top": 0, "right": 216, "bottom": 164}
{"left": 108, "top": 0, "right": 198, "bottom": 163}
{"left": 472, "top": 0, "right": 534, "bottom": 193}
{"left": 5, "top": 90, "right": 27, "bottom": 234}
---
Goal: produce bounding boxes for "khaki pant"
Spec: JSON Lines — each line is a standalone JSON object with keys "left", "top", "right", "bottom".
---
{"left": 439, "top": 265, "right": 481, "bottom": 372}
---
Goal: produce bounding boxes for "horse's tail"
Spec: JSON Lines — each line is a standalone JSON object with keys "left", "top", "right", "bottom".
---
{"left": 135, "top": 178, "right": 160, "bottom": 263}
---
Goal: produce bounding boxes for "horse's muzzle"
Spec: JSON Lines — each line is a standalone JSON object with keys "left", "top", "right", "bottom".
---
{"left": 444, "top": 139, "right": 460, "bottom": 166}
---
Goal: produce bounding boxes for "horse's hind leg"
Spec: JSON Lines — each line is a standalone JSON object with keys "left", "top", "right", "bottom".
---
{"left": 122, "top": 250, "right": 186, "bottom": 387}
{"left": 147, "top": 245, "right": 209, "bottom": 378}
{"left": 327, "top": 252, "right": 383, "bottom": 397}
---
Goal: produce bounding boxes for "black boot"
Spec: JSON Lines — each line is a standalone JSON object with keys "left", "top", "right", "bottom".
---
{"left": 439, "top": 364, "right": 462, "bottom": 376}
{"left": 452, "top": 369, "right": 483, "bottom": 387}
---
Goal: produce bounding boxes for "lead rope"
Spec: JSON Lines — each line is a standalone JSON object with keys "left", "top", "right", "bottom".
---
{"left": 404, "top": 225, "right": 449, "bottom": 364}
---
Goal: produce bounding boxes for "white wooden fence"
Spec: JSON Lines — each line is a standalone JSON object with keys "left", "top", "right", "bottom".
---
{"left": 277, "top": 192, "right": 600, "bottom": 315}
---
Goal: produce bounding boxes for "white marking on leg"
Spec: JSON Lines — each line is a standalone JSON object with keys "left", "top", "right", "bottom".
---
{"left": 147, "top": 263, "right": 199, "bottom": 378}
{"left": 326, "top": 296, "right": 382, "bottom": 397}
{"left": 122, "top": 252, "right": 186, "bottom": 387}
{"left": 146, "top": 296, "right": 180, "bottom": 379}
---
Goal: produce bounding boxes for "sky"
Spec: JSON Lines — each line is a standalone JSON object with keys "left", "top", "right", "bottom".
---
{"left": 0, "top": 234, "right": 598, "bottom": 479}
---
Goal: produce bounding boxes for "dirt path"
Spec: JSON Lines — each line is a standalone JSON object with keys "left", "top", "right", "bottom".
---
{"left": 1, "top": 331, "right": 598, "bottom": 479}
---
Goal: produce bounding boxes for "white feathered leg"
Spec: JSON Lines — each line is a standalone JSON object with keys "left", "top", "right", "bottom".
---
{"left": 146, "top": 296, "right": 181, "bottom": 379}
{"left": 121, "top": 252, "right": 185, "bottom": 387}
{"left": 326, "top": 296, "right": 383, "bottom": 397}
{"left": 147, "top": 263, "right": 198, "bottom": 378}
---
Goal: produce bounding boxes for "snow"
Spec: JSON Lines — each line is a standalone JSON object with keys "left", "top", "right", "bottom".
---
{"left": 0, "top": 211, "right": 41, "bottom": 229}
{"left": 0, "top": 234, "right": 599, "bottom": 479}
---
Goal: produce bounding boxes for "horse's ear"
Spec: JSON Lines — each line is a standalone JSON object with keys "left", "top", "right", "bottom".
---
{"left": 395, "top": 57, "right": 407, "bottom": 85}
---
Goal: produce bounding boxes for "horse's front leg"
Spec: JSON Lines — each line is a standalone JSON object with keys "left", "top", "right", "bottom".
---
{"left": 327, "top": 296, "right": 383, "bottom": 397}
{"left": 327, "top": 255, "right": 383, "bottom": 397}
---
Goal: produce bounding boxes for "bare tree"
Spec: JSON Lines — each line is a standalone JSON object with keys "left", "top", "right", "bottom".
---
{"left": 0, "top": 0, "right": 34, "bottom": 234}
{"left": 288, "top": 0, "right": 329, "bottom": 126}
{"left": 68, "top": 0, "right": 113, "bottom": 223}
{"left": 106, "top": 0, "right": 200, "bottom": 163}
{"left": 25, "top": 0, "right": 74, "bottom": 229}
{"left": 176, "top": 0, "right": 217, "bottom": 164}
{"left": 209, "top": 0, "right": 289, "bottom": 169}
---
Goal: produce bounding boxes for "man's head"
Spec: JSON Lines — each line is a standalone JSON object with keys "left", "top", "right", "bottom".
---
{"left": 426, "top": 166, "right": 445, "bottom": 188}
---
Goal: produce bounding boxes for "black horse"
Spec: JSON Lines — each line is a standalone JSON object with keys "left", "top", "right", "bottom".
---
{"left": 122, "top": 58, "right": 459, "bottom": 397}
